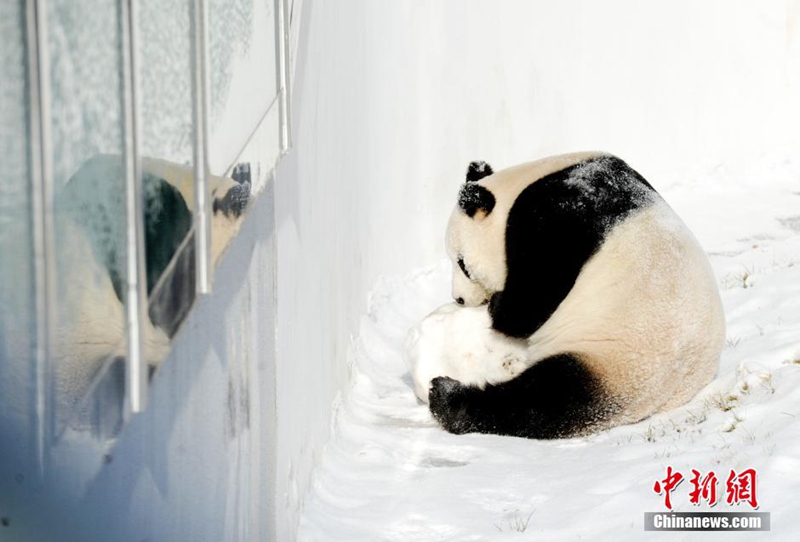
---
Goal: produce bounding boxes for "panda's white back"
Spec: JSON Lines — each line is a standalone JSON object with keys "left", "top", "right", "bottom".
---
{"left": 525, "top": 197, "right": 725, "bottom": 425}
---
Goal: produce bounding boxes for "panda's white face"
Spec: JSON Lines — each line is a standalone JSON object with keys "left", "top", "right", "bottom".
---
{"left": 445, "top": 196, "right": 505, "bottom": 307}
{"left": 209, "top": 174, "right": 250, "bottom": 265}
{"left": 446, "top": 214, "right": 486, "bottom": 306}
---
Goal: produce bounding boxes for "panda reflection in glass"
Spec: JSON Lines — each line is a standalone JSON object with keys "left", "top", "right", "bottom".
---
{"left": 405, "top": 152, "right": 725, "bottom": 439}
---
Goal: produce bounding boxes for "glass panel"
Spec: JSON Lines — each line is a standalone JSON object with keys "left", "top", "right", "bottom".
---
{"left": 47, "top": 0, "right": 127, "bottom": 436}
{"left": 207, "top": 0, "right": 278, "bottom": 265}
{"left": 228, "top": 92, "right": 282, "bottom": 197}
{"left": 138, "top": 0, "right": 197, "bottom": 378}
{"left": 208, "top": 0, "right": 278, "bottom": 172}
{"left": 3, "top": 0, "right": 285, "bottom": 442}
{"left": 0, "top": 0, "right": 37, "bottom": 465}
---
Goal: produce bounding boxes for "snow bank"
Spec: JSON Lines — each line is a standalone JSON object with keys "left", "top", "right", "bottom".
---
{"left": 299, "top": 156, "right": 800, "bottom": 541}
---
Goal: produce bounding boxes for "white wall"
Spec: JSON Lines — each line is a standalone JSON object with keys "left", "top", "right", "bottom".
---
{"left": 275, "top": 0, "right": 800, "bottom": 538}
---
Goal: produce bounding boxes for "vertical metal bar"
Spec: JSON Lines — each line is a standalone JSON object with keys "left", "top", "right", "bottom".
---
{"left": 26, "top": 0, "right": 56, "bottom": 479}
{"left": 121, "top": 0, "right": 148, "bottom": 416}
{"left": 276, "top": 0, "right": 291, "bottom": 153}
{"left": 192, "top": 0, "right": 212, "bottom": 294}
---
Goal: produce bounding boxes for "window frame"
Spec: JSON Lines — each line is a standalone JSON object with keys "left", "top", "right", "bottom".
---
{"left": 22, "top": 0, "right": 293, "bottom": 476}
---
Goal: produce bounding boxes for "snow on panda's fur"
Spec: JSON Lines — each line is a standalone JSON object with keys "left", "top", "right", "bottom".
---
{"left": 405, "top": 151, "right": 725, "bottom": 439}
{"left": 54, "top": 155, "right": 250, "bottom": 415}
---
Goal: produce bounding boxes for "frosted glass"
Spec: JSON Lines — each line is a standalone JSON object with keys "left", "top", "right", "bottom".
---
{"left": 138, "top": 0, "right": 197, "bottom": 366}
{"left": 0, "top": 0, "right": 37, "bottom": 458}
{"left": 206, "top": 0, "right": 278, "bottom": 267}
{"left": 208, "top": 0, "right": 278, "bottom": 174}
{"left": 140, "top": 0, "right": 194, "bottom": 165}
{"left": 47, "top": 0, "right": 127, "bottom": 435}
{"left": 1, "top": 0, "right": 283, "bottom": 445}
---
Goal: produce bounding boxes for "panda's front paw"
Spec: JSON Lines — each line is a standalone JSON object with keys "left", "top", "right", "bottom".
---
{"left": 430, "top": 376, "right": 462, "bottom": 398}
{"left": 429, "top": 376, "right": 472, "bottom": 434}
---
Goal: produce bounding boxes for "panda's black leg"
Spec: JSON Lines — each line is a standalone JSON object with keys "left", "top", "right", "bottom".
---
{"left": 428, "top": 353, "right": 615, "bottom": 439}
{"left": 428, "top": 377, "right": 478, "bottom": 435}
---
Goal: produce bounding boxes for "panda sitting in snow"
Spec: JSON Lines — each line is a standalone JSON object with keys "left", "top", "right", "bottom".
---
{"left": 405, "top": 152, "right": 725, "bottom": 439}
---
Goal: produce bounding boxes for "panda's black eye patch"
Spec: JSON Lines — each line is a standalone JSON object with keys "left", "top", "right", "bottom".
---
{"left": 457, "top": 256, "right": 473, "bottom": 280}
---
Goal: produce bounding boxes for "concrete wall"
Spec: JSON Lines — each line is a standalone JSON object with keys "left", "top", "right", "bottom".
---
{"left": 274, "top": 0, "right": 800, "bottom": 538}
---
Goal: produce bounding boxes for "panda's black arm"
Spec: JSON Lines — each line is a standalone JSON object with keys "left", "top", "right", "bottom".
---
{"left": 428, "top": 353, "right": 614, "bottom": 439}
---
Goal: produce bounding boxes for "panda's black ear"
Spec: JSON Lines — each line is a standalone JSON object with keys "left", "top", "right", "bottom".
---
{"left": 466, "top": 161, "right": 493, "bottom": 183}
{"left": 458, "top": 183, "right": 496, "bottom": 218}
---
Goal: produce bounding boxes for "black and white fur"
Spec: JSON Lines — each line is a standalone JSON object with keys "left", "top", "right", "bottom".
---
{"left": 406, "top": 152, "right": 725, "bottom": 439}
{"left": 54, "top": 155, "right": 250, "bottom": 413}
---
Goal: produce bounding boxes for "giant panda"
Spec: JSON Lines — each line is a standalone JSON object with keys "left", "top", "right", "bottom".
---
{"left": 406, "top": 151, "right": 725, "bottom": 439}
{"left": 53, "top": 154, "right": 250, "bottom": 421}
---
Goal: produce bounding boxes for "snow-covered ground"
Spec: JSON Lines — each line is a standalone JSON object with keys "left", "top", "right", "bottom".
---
{"left": 298, "top": 156, "right": 800, "bottom": 541}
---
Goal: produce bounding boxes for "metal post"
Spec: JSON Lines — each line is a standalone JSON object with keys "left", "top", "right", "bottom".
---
{"left": 276, "top": 0, "right": 292, "bottom": 153}
{"left": 192, "top": 0, "right": 212, "bottom": 294}
{"left": 26, "top": 0, "right": 56, "bottom": 479}
{"left": 121, "top": 0, "right": 148, "bottom": 416}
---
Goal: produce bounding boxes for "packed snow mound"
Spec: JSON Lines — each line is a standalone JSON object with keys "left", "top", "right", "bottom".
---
{"left": 299, "top": 156, "right": 800, "bottom": 541}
